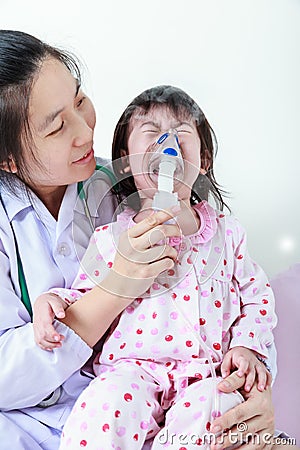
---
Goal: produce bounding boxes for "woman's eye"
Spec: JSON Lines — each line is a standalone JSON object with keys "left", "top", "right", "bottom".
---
{"left": 47, "top": 121, "right": 64, "bottom": 137}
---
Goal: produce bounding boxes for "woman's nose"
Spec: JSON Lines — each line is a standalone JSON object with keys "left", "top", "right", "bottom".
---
{"left": 72, "top": 115, "right": 94, "bottom": 147}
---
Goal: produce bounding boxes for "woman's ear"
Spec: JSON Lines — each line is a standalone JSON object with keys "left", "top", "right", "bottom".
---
{"left": 0, "top": 157, "right": 17, "bottom": 173}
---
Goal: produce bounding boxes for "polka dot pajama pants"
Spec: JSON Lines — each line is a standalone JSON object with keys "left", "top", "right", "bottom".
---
{"left": 59, "top": 363, "right": 243, "bottom": 450}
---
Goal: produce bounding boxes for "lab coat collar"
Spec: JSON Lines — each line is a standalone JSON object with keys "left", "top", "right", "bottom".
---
{"left": 0, "top": 180, "right": 32, "bottom": 221}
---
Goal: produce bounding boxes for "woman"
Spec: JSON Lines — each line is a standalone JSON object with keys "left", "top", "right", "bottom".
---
{"left": 0, "top": 30, "right": 276, "bottom": 449}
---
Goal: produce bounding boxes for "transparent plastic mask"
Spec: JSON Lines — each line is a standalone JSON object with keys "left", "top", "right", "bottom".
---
{"left": 144, "top": 129, "right": 184, "bottom": 188}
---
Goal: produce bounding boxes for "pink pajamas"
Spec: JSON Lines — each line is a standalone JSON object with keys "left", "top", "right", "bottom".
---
{"left": 55, "top": 201, "right": 276, "bottom": 450}
{"left": 60, "top": 362, "right": 243, "bottom": 450}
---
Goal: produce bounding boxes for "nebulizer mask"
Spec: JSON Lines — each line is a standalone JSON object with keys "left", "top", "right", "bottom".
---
{"left": 147, "top": 129, "right": 184, "bottom": 212}
{"left": 146, "top": 130, "right": 221, "bottom": 423}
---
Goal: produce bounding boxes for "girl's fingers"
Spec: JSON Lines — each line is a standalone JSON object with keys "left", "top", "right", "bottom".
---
{"left": 143, "top": 255, "right": 175, "bottom": 278}
{"left": 115, "top": 242, "right": 178, "bottom": 268}
{"left": 236, "top": 357, "right": 249, "bottom": 377}
{"left": 139, "top": 244, "right": 178, "bottom": 265}
{"left": 128, "top": 209, "right": 179, "bottom": 239}
{"left": 244, "top": 367, "right": 256, "bottom": 392}
{"left": 48, "top": 296, "right": 66, "bottom": 318}
{"left": 266, "top": 371, "right": 272, "bottom": 386}
{"left": 220, "top": 354, "right": 232, "bottom": 378}
{"left": 35, "top": 324, "right": 63, "bottom": 343}
{"left": 36, "top": 334, "right": 65, "bottom": 350}
{"left": 136, "top": 223, "right": 181, "bottom": 250}
{"left": 52, "top": 306, "right": 65, "bottom": 319}
{"left": 256, "top": 365, "right": 268, "bottom": 391}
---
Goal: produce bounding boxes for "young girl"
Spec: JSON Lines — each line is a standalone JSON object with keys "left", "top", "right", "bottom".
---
{"left": 33, "top": 85, "right": 276, "bottom": 450}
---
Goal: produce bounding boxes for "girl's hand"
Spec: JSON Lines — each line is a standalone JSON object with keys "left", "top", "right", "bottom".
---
{"left": 221, "top": 346, "right": 272, "bottom": 392}
{"left": 210, "top": 372, "right": 274, "bottom": 450}
{"left": 100, "top": 208, "right": 181, "bottom": 299}
{"left": 33, "top": 293, "right": 67, "bottom": 351}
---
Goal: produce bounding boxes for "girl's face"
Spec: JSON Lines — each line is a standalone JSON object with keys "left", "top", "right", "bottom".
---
{"left": 23, "top": 58, "right": 96, "bottom": 195}
{"left": 127, "top": 106, "right": 201, "bottom": 203}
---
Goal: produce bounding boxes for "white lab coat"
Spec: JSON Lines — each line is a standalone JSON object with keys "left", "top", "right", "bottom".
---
{"left": 0, "top": 158, "right": 118, "bottom": 449}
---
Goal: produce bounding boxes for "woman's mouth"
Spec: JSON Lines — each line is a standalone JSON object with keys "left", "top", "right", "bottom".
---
{"left": 73, "top": 149, "right": 94, "bottom": 164}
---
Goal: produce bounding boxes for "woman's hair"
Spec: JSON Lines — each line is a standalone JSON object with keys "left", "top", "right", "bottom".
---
{"left": 0, "top": 30, "right": 81, "bottom": 191}
{"left": 112, "top": 85, "right": 229, "bottom": 211}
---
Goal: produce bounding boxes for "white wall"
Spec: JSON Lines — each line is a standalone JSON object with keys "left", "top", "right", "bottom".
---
{"left": 2, "top": 0, "right": 299, "bottom": 278}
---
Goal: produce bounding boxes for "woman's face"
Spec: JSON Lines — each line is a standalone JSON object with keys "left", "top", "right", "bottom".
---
{"left": 127, "top": 106, "right": 201, "bottom": 203}
{"left": 24, "top": 57, "right": 96, "bottom": 193}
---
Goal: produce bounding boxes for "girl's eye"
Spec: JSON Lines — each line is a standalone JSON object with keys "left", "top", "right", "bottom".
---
{"left": 177, "top": 129, "right": 191, "bottom": 134}
{"left": 76, "top": 97, "right": 85, "bottom": 107}
{"left": 143, "top": 129, "right": 158, "bottom": 133}
{"left": 47, "top": 121, "right": 64, "bottom": 137}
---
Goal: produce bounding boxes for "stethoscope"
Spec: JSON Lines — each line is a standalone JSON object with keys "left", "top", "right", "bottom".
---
{"left": 12, "top": 164, "right": 117, "bottom": 319}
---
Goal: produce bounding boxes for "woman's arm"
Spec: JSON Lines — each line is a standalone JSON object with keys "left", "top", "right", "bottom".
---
{"left": 0, "top": 240, "right": 93, "bottom": 410}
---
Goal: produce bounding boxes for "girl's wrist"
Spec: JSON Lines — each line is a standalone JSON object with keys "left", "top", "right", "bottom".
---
{"left": 99, "top": 270, "right": 142, "bottom": 303}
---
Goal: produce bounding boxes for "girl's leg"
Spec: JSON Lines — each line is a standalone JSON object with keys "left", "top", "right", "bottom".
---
{"left": 59, "top": 363, "right": 164, "bottom": 450}
{"left": 151, "top": 377, "right": 244, "bottom": 450}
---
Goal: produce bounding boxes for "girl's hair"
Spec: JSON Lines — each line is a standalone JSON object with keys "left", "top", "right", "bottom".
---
{"left": 112, "top": 85, "right": 228, "bottom": 211}
{"left": 0, "top": 30, "right": 81, "bottom": 191}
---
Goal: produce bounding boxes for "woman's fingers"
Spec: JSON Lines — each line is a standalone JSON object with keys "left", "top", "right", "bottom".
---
{"left": 215, "top": 370, "right": 246, "bottom": 395}
{"left": 211, "top": 415, "right": 273, "bottom": 449}
{"left": 211, "top": 385, "right": 274, "bottom": 450}
{"left": 211, "top": 397, "right": 254, "bottom": 435}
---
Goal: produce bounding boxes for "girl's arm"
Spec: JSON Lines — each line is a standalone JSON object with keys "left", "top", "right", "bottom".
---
{"left": 34, "top": 208, "right": 180, "bottom": 349}
{"left": 61, "top": 208, "right": 180, "bottom": 347}
{"left": 33, "top": 293, "right": 68, "bottom": 350}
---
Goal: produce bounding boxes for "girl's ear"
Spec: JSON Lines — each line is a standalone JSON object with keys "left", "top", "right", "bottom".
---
{"left": 200, "top": 148, "right": 211, "bottom": 174}
{"left": 120, "top": 149, "right": 131, "bottom": 174}
{"left": 0, "top": 157, "right": 17, "bottom": 173}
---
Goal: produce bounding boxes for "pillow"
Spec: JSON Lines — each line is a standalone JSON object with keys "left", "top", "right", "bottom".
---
{"left": 271, "top": 263, "right": 300, "bottom": 442}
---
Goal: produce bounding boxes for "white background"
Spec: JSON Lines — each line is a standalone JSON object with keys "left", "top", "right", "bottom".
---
{"left": 2, "top": 0, "right": 299, "bottom": 278}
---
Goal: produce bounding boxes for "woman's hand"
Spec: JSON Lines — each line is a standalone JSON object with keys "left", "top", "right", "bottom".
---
{"left": 210, "top": 371, "right": 275, "bottom": 449}
{"left": 33, "top": 293, "right": 67, "bottom": 351}
{"left": 100, "top": 208, "right": 181, "bottom": 299}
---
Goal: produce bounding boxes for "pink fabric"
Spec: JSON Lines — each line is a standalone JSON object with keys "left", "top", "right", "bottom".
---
{"left": 59, "top": 366, "right": 243, "bottom": 450}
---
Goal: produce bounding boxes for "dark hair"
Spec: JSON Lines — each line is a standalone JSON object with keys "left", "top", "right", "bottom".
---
{"left": 112, "top": 85, "right": 229, "bottom": 211}
{"left": 0, "top": 30, "right": 81, "bottom": 191}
